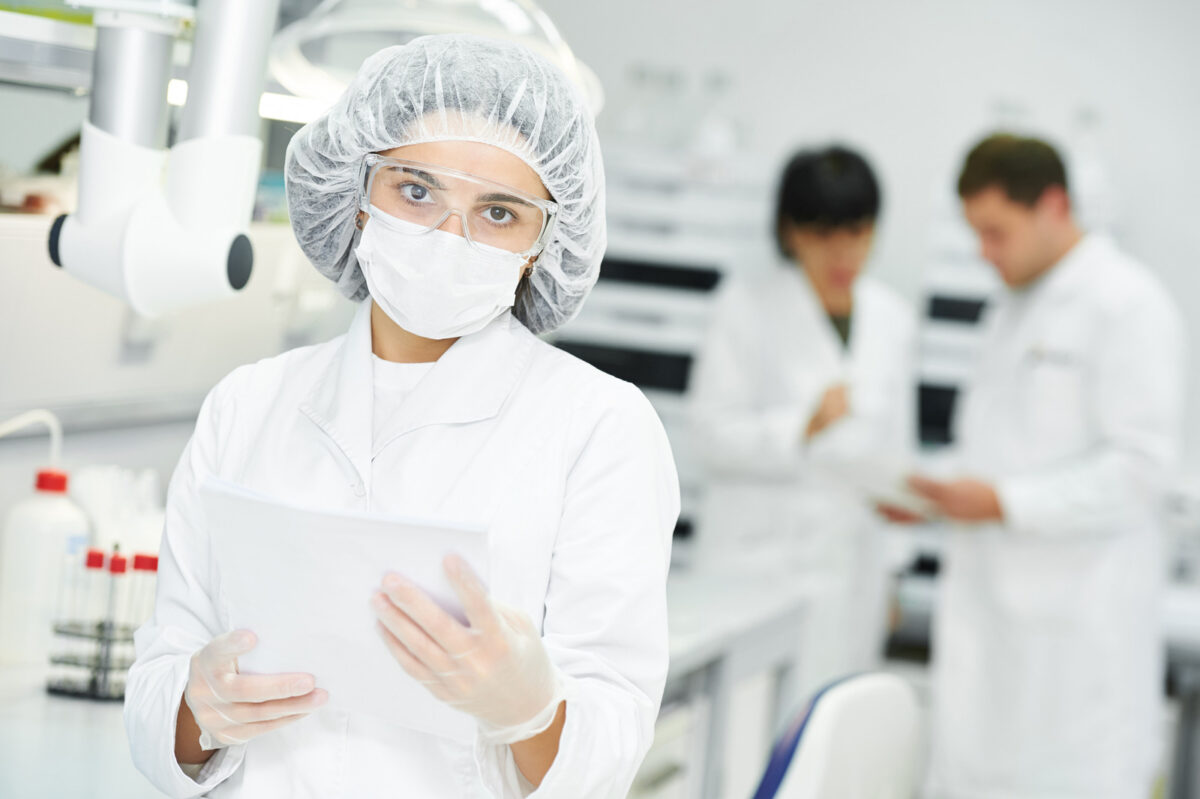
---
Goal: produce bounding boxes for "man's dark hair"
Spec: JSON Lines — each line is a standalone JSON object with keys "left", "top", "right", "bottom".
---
{"left": 957, "top": 133, "right": 1069, "bottom": 206}
{"left": 775, "top": 145, "right": 881, "bottom": 258}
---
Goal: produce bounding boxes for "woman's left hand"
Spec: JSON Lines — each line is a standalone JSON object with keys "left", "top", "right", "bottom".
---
{"left": 372, "top": 555, "right": 564, "bottom": 744}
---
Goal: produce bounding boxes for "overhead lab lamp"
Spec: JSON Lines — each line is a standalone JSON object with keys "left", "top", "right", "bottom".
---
{"left": 269, "top": 0, "right": 604, "bottom": 115}
{"left": 49, "top": 0, "right": 283, "bottom": 316}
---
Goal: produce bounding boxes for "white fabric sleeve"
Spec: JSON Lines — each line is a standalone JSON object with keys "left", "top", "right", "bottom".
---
{"left": 688, "top": 281, "right": 817, "bottom": 477}
{"left": 475, "top": 381, "right": 680, "bottom": 798}
{"left": 124, "top": 377, "right": 249, "bottom": 797}
{"left": 996, "top": 291, "right": 1185, "bottom": 538}
{"left": 178, "top": 762, "right": 204, "bottom": 781}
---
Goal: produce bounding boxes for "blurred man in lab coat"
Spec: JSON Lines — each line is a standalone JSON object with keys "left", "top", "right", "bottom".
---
{"left": 690, "top": 146, "right": 917, "bottom": 700}
{"left": 883, "top": 133, "right": 1186, "bottom": 798}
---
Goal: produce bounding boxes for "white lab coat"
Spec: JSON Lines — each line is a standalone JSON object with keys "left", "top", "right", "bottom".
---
{"left": 688, "top": 265, "right": 917, "bottom": 697}
{"left": 124, "top": 301, "right": 680, "bottom": 798}
{"left": 926, "top": 234, "right": 1186, "bottom": 799}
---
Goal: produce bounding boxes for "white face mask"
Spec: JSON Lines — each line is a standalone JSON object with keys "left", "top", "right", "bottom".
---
{"left": 354, "top": 205, "right": 529, "bottom": 339}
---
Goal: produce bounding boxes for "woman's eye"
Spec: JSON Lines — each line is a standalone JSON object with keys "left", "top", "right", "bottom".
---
{"left": 485, "top": 206, "right": 515, "bottom": 224}
{"left": 401, "top": 183, "right": 431, "bottom": 202}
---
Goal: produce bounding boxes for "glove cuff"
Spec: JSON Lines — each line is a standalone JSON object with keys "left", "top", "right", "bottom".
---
{"left": 477, "top": 669, "right": 568, "bottom": 746}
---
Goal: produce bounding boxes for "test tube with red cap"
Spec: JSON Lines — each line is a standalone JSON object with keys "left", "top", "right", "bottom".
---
{"left": 51, "top": 547, "right": 100, "bottom": 672}
{"left": 78, "top": 549, "right": 107, "bottom": 680}
{"left": 106, "top": 551, "right": 128, "bottom": 635}
{"left": 130, "top": 554, "right": 159, "bottom": 638}
{"left": 97, "top": 549, "right": 129, "bottom": 697}
{"left": 83, "top": 549, "right": 106, "bottom": 637}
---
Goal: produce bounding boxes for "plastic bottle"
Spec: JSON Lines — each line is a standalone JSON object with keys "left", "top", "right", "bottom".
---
{"left": 0, "top": 469, "right": 91, "bottom": 668}
{"left": 49, "top": 531, "right": 91, "bottom": 681}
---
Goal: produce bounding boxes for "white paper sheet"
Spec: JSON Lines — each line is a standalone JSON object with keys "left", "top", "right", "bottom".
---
{"left": 199, "top": 477, "right": 490, "bottom": 742}
{"left": 821, "top": 455, "right": 940, "bottom": 518}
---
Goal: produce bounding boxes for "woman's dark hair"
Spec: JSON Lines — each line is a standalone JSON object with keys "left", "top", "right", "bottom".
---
{"left": 775, "top": 145, "right": 881, "bottom": 258}
{"left": 957, "top": 132, "right": 1068, "bottom": 207}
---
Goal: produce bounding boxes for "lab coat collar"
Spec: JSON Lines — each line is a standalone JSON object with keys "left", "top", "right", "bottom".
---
{"left": 1018, "top": 232, "right": 1107, "bottom": 301}
{"left": 371, "top": 307, "right": 536, "bottom": 457}
{"left": 300, "top": 301, "right": 535, "bottom": 483}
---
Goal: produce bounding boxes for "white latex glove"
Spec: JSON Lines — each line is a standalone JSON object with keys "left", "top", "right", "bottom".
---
{"left": 184, "top": 629, "right": 329, "bottom": 751}
{"left": 371, "top": 555, "right": 565, "bottom": 745}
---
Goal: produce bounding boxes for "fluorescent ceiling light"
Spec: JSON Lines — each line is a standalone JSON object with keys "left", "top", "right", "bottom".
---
{"left": 166, "top": 78, "right": 329, "bottom": 124}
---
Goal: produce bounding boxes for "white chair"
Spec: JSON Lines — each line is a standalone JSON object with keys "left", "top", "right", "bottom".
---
{"left": 749, "top": 672, "right": 922, "bottom": 799}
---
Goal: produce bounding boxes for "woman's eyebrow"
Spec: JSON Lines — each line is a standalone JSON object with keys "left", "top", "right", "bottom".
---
{"left": 477, "top": 191, "right": 535, "bottom": 208}
{"left": 398, "top": 167, "right": 446, "bottom": 188}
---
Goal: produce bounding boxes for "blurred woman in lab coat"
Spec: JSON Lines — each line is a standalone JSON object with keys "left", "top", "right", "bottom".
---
{"left": 124, "top": 35, "right": 679, "bottom": 799}
{"left": 689, "top": 146, "right": 917, "bottom": 699}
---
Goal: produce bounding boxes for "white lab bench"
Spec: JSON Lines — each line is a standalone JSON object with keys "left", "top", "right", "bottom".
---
{"left": 5, "top": 578, "right": 1195, "bottom": 799}
{"left": 0, "top": 568, "right": 814, "bottom": 799}
{"left": 0, "top": 665, "right": 159, "bottom": 798}
{"left": 655, "top": 569, "right": 815, "bottom": 799}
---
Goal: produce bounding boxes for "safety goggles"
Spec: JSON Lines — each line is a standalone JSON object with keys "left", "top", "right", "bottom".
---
{"left": 358, "top": 154, "right": 558, "bottom": 258}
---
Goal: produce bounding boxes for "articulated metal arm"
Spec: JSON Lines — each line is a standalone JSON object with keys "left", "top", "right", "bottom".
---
{"left": 49, "top": 0, "right": 281, "bottom": 316}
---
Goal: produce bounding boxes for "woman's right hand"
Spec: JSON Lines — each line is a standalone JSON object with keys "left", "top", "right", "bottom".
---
{"left": 805, "top": 383, "right": 850, "bottom": 440}
{"left": 183, "top": 629, "right": 329, "bottom": 752}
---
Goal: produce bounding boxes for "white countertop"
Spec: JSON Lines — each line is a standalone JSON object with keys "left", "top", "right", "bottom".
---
{"left": 0, "top": 666, "right": 161, "bottom": 798}
{"left": 665, "top": 567, "right": 820, "bottom": 679}
{"left": 0, "top": 567, "right": 818, "bottom": 798}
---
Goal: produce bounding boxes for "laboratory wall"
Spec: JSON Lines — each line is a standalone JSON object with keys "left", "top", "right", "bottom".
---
{"left": 540, "top": 0, "right": 1200, "bottom": 464}
{"left": 0, "top": 83, "right": 84, "bottom": 174}
{"left": 0, "top": 80, "right": 93, "bottom": 514}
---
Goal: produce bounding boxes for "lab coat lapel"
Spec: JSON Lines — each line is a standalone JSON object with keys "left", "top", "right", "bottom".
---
{"left": 983, "top": 235, "right": 1098, "bottom": 377}
{"left": 962, "top": 236, "right": 1099, "bottom": 455}
{"left": 780, "top": 266, "right": 844, "bottom": 378}
{"left": 298, "top": 303, "right": 536, "bottom": 479}
{"left": 299, "top": 300, "right": 375, "bottom": 487}
{"left": 371, "top": 310, "right": 536, "bottom": 457}
{"left": 844, "top": 277, "right": 875, "bottom": 383}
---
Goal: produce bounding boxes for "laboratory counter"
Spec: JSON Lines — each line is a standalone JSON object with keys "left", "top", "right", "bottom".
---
{"left": 0, "top": 568, "right": 816, "bottom": 799}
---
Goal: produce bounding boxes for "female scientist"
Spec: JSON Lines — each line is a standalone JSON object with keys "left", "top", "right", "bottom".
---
{"left": 125, "top": 35, "right": 680, "bottom": 798}
{"left": 689, "top": 146, "right": 916, "bottom": 698}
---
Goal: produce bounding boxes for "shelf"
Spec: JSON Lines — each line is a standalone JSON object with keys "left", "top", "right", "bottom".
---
{"left": 0, "top": 9, "right": 96, "bottom": 93}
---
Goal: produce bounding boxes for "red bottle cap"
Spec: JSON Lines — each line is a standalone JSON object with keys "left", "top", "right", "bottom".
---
{"left": 133, "top": 554, "right": 159, "bottom": 571}
{"left": 109, "top": 553, "right": 128, "bottom": 575}
{"left": 35, "top": 469, "right": 68, "bottom": 493}
{"left": 85, "top": 549, "right": 105, "bottom": 569}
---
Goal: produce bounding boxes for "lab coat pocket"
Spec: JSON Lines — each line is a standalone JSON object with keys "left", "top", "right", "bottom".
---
{"left": 1019, "top": 351, "right": 1089, "bottom": 463}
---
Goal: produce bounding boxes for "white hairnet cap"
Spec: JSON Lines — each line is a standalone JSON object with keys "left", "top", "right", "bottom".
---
{"left": 285, "top": 34, "right": 606, "bottom": 335}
